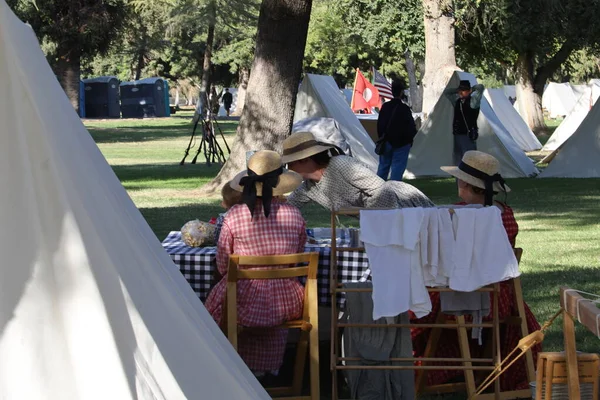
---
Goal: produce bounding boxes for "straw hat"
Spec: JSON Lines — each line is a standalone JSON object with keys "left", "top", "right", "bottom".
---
{"left": 230, "top": 150, "right": 302, "bottom": 195}
{"left": 281, "top": 131, "right": 335, "bottom": 164}
{"left": 441, "top": 151, "right": 511, "bottom": 193}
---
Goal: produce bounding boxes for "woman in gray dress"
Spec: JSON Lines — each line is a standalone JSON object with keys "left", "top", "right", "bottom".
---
{"left": 281, "top": 131, "right": 434, "bottom": 210}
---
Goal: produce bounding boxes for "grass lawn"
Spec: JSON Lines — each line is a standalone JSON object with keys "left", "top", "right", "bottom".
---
{"left": 85, "top": 114, "right": 600, "bottom": 360}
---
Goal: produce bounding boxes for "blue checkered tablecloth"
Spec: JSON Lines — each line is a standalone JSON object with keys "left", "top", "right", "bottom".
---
{"left": 162, "top": 231, "right": 370, "bottom": 306}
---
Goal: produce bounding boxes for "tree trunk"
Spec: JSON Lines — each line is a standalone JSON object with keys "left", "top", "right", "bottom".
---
{"left": 202, "top": 0, "right": 313, "bottom": 193}
{"left": 134, "top": 49, "right": 145, "bottom": 80}
{"left": 197, "top": 1, "right": 216, "bottom": 117}
{"left": 421, "top": 0, "right": 456, "bottom": 116}
{"left": 405, "top": 50, "right": 422, "bottom": 113}
{"left": 54, "top": 44, "right": 81, "bottom": 115}
{"left": 515, "top": 52, "right": 547, "bottom": 134}
{"left": 233, "top": 67, "right": 250, "bottom": 116}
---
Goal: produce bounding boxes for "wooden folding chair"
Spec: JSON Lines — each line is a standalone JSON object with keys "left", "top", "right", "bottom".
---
{"left": 225, "top": 252, "right": 320, "bottom": 400}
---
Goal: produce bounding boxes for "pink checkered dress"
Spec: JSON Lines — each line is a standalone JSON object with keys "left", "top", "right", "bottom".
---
{"left": 204, "top": 199, "right": 307, "bottom": 373}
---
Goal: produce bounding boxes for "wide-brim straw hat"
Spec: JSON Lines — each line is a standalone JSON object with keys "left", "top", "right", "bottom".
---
{"left": 440, "top": 150, "right": 511, "bottom": 193}
{"left": 230, "top": 150, "right": 302, "bottom": 195}
{"left": 281, "top": 131, "right": 335, "bottom": 164}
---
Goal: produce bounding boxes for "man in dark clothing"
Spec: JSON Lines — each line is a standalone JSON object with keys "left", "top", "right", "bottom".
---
{"left": 376, "top": 80, "right": 417, "bottom": 181}
{"left": 222, "top": 88, "right": 233, "bottom": 117}
{"left": 445, "top": 79, "right": 485, "bottom": 165}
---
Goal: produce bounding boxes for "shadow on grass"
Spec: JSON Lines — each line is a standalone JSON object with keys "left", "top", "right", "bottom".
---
{"left": 519, "top": 266, "right": 600, "bottom": 353}
{"left": 413, "top": 177, "right": 600, "bottom": 228}
{"left": 112, "top": 163, "right": 223, "bottom": 183}
{"left": 87, "top": 121, "right": 238, "bottom": 143}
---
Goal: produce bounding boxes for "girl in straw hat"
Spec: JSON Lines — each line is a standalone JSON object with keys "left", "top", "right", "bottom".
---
{"left": 281, "top": 131, "right": 434, "bottom": 211}
{"left": 204, "top": 150, "right": 307, "bottom": 375}
{"left": 440, "top": 150, "right": 517, "bottom": 245}
{"left": 410, "top": 150, "right": 541, "bottom": 390}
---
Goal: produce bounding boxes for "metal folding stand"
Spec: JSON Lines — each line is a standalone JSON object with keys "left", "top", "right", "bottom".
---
{"left": 180, "top": 110, "right": 230, "bottom": 165}
{"left": 328, "top": 208, "right": 535, "bottom": 400}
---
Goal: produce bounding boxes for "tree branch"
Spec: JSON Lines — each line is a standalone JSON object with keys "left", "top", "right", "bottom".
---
{"left": 533, "top": 40, "right": 574, "bottom": 87}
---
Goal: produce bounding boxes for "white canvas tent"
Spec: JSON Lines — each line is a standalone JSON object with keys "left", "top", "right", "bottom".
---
{"left": 0, "top": 2, "right": 269, "bottom": 399}
{"left": 542, "top": 81, "right": 600, "bottom": 152}
{"left": 294, "top": 74, "right": 378, "bottom": 170}
{"left": 538, "top": 99, "right": 600, "bottom": 177}
{"left": 484, "top": 89, "right": 542, "bottom": 151}
{"left": 542, "top": 82, "right": 577, "bottom": 119}
{"left": 405, "top": 71, "right": 539, "bottom": 178}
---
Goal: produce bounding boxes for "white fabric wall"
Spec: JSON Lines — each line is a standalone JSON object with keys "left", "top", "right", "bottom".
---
{"left": 0, "top": 2, "right": 269, "bottom": 399}
{"left": 484, "top": 89, "right": 541, "bottom": 151}
{"left": 294, "top": 74, "right": 378, "bottom": 171}
{"left": 542, "top": 84, "right": 600, "bottom": 151}
{"left": 405, "top": 71, "right": 538, "bottom": 178}
{"left": 542, "top": 82, "right": 577, "bottom": 119}
{"left": 539, "top": 99, "right": 600, "bottom": 177}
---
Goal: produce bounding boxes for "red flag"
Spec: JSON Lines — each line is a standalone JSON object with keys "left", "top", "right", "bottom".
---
{"left": 350, "top": 68, "right": 380, "bottom": 113}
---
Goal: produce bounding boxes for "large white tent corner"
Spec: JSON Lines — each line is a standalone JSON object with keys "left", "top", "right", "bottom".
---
{"left": 484, "top": 88, "right": 542, "bottom": 151}
{"left": 542, "top": 82, "right": 577, "bottom": 119}
{"left": 542, "top": 81, "right": 600, "bottom": 152}
{"left": 405, "top": 70, "right": 539, "bottom": 179}
{"left": 0, "top": 2, "right": 268, "bottom": 399}
{"left": 294, "top": 73, "right": 378, "bottom": 171}
{"left": 538, "top": 97, "right": 600, "bottom": 178}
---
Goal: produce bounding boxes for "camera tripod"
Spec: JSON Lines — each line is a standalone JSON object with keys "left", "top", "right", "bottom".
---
{"left": 180, "top": 110, "right": 230, "bottom": 166}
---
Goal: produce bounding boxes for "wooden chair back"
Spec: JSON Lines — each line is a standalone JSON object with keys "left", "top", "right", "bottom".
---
{"left": 225, "top": 252, "right": 320, "bottom": 399}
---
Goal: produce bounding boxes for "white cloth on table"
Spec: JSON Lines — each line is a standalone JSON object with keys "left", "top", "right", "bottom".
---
{"left": 450, "top": 207, "right": 520, "bottom": 292}
{"left": 360, "top": 208, "right": 431, "bottom": 319}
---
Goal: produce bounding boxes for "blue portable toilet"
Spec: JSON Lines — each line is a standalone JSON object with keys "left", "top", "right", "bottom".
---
{"left": 79, "top": 80, "right": 85, "bottom": 117}
{"left": 164, "top": 80, "right": 171, "bottom": 117}
{"left": 82, "top": 76, "right": 120, "bottom": 118}
{"left": 120, "top": 77, "right": 167, "bottom": 118}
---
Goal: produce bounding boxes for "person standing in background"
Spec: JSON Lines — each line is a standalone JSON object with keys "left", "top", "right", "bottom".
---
{"left": 376, "top": 79, "right": 417, "bottom": 181}
{"left": 222, "top": 88, "right": 233, "bottom": 117}
{"left": 445, "top": 80, "right": 485, "bottom": 166}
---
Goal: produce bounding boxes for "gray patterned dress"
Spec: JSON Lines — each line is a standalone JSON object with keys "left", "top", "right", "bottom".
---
{"left": 287, "top": 155, "right": 434, "bottom": 210}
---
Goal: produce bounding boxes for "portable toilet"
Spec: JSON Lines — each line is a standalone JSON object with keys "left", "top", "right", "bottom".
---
{"left": 79, "top": 80, "right": 85, "bottom": 118}
{"left": 82, "top": 76, "right": 120, "bottom": 118}
{"left": 164, "top": 80, "right": 171, "bottom": 116}
{"left": 120, "top": 77, "right": 167, "bottom": 118}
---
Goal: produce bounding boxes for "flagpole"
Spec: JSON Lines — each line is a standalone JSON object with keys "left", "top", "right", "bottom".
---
{"left": 350, "top": 68, "right": 358, "bottom": 113}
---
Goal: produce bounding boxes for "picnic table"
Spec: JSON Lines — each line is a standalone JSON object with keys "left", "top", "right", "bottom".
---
{"left": 161, "top": 230, "right": 370, "bottom": 306}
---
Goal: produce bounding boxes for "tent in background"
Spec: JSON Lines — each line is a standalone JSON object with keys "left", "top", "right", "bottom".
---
{"left": 294, "top": 74, "right": 378, "bottom": 171}
{"left": 538, "top": 98, "right": 600, "bottom": 177}
{"left": 405, "top": 71, "right": 539, "bottom": 179}
{"left": 542, "top": 82, "right": 577, "bottom": 119}
{"left": 340, "top": 88, "right": 353, "bottom": 106}
{"left": 0, "top": 2, "right": 269, "bottom": 399}
{"left": 542, "top": 81, "right": 600, "bottom": 152}
{"left": 484, "top": 89, "right": 542, "bottom": 151}
{"left": 503, "top": 85, "right": 516, "bottom": 101}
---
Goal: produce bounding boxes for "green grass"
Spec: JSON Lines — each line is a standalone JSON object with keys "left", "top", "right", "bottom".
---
{"left": 84, "top": 116, "right": 600, "bottom": 360}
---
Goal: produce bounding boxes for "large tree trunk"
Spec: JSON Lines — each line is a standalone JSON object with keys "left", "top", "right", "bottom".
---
{"left": 55, "top": 44, "right": 81, "bottom": 115}
{"left": 515, "top": 52, "right": 547, "bottom": 134}
{"left": 233, "top": 67, "right": 250, "bottom": 116}
{"left": 202, "top": 0, "right": 313, "bottom": 193}
{"left": 421, "top": 0, "right": 456, "bottom": 117}
{"left": 197, "top": 1, "right": 216, "bottom": 117}
{"left": 405, "top": 50, "right": 422, "bottom": 113}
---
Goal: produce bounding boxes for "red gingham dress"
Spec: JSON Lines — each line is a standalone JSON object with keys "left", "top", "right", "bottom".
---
{"left": 410, "top": 202, "right": 541, "bottom": 390}
{"left": 204, "top": 199, "right": 307, "bottom": 373}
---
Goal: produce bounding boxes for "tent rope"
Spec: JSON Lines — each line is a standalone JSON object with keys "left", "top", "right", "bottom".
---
{"left": 470, "top": 308, "right": 563, "bottom": 398}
